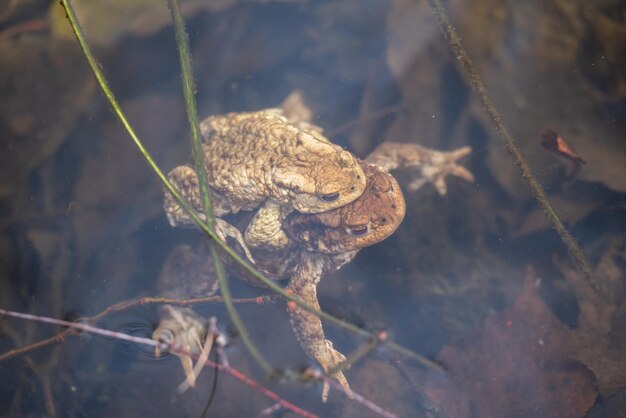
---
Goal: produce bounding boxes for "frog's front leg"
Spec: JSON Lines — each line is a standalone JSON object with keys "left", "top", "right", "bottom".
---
{"left": 286, "top": 266, "right": 350, "bottom": 402}
{"left": 244, "top": 201, "right": 291, "bottom": 250}
{"left": 365, "top": 142, "right": 474, "bottom": 195}
{"left": 164, "top": 166, "right": 255, "bottom": 263}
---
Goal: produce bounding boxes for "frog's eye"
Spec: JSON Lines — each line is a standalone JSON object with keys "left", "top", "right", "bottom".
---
{"left": 348, "top": 225, "right": 369, "bottom": 236}
{"left": 321, "top": 192, "right": 340, "bottom": 202}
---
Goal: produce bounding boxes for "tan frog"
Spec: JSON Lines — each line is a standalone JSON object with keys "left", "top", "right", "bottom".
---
{"left": 157, "top": 144, "right": 472, "bottom": 400}
{"left": 164, "top": 109, "right": 366, "bottom": 254}
{"left": 160, "top": 94, "right": 473, "bottom": 399}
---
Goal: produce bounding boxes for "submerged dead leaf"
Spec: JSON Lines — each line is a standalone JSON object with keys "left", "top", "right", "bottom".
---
{"left": 425, "top": 272, "right": 598, "bottom": 418}
{"left": 541, "top": 129, "right": 587, "bottom": 165}
{"left": 557, "top": 241, "right": 626, "bottom": 396}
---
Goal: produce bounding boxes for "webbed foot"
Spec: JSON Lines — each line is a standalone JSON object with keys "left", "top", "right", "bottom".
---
{"left": 366, "top": 142, "right": 474, "bottom": 195}
{"left": 320, "top": 339, "right": 351, "bottom": 402}
{"left": 286, "top": 276, "right": 351, "bottom": 402}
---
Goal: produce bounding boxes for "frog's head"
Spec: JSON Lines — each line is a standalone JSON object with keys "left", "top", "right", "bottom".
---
{"left": 285, "top": 163, "right": 405, "bottom": 253}
{"left": 152, "top": 306, "right": 209, "bottom": 390}
{"left": 152, "top": 306, "right": 206, "bottom": 358}
{"left": 273, "top": 135, "right": 366, "bottom": 212}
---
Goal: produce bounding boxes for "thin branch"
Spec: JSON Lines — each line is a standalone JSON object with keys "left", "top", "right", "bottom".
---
{"left": 0, "top": 309, "right": 319, "bottom": 418}
{"left": 0, "top": 295, "right": 271, "bottom": 362}
{"left": 0, "top": 19, "right": 47, "bottom": 42}
{"left": 427, "top": 0, "right": 602, "bottom": 295}
{"left": 1, "top": 309, "right": 408, "bottom": 418}
{"left": 0, "top": 308, "right": 163, "bottom": 349}
{"left": 91, "top": 295, "right": 274, "bottom": 323}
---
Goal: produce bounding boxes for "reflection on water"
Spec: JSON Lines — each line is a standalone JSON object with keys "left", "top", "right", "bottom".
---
{"left": 1, "top": 0, "right": 625, "bottom": 417}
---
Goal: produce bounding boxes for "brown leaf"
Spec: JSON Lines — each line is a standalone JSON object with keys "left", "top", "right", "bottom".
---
{"left": 541, "top": 129, "right": 587, "bottom": 165}
{"left": 426, "top": 272, "right": 597, "bottom": 418}
{"left": 555, "top": 243, "right": 626, "bottom": 396}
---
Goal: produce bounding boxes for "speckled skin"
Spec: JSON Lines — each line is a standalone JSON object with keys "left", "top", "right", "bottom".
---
{"left": 164, "top": 109, "right": 366, "bottom": 251}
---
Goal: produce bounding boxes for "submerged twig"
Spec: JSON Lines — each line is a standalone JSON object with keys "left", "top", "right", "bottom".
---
{"left": 0, "top": 308, "right": 163, "bottom": 349}
{"left": 426, "top": 0, "right": 602, "bottom": 295}
{"left": 0, "top": 309, "right": 319, "bottom": 418}
{"left": 1, "top": 309, "right": 403, "bottom": 418}
{"left": 0, "top": 295, "right": 270, "bottom": 362}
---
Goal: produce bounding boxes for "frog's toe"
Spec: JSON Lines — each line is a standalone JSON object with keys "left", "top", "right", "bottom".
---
{"left": 416, "top": 146, "right": 474, "bottom": 196}
{"left": 320, "top": 339, "right": 351, "bottom": 402}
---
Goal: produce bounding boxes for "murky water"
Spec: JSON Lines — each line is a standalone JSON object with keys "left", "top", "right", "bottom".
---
{"left": 1, "top": 1, "right": 625, "bottom": 417}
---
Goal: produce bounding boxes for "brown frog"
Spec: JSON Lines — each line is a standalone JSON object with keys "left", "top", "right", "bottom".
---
{"left": 157, "top": 143, "right": 472, "bottom": 400}
{"left": 164, "top": 109, "right": 366, "bottom": 255}
{"left": 160, "top": 91, "right": 473, "bottom": 399}
{"left": 155, "top": 161, "right": 405, "bottom": 397}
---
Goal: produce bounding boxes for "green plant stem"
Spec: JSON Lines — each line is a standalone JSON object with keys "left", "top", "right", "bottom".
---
{"left": 166, "top": 0, "right": 212, "bottom": 229}
{"left": 427, "top": 0, "right": 602, "bottom": 295}
{"left": 59, "top": 0, "right": 440, "bottom": 373}
{"left": 166, "top": 0, "right": 273, "bottom": 376}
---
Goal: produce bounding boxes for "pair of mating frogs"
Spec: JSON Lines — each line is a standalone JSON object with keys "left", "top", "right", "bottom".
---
{"left": 156, "top": 94, "right": 474, "bottom": 399}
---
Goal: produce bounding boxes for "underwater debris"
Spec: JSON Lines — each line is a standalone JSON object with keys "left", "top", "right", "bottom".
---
{"left": 541, "top": 129, "right": 587, "bottom": 175}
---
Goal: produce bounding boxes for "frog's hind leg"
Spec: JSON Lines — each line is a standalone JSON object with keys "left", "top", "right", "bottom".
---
{"left": 164, "top": 165, "right": 206, "bottom": 227}
{"left": 244, "top": 202, "right": 291, "bottom": 250}
{"left": 286, "top": 266, "right": 351, "bottom": 402}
